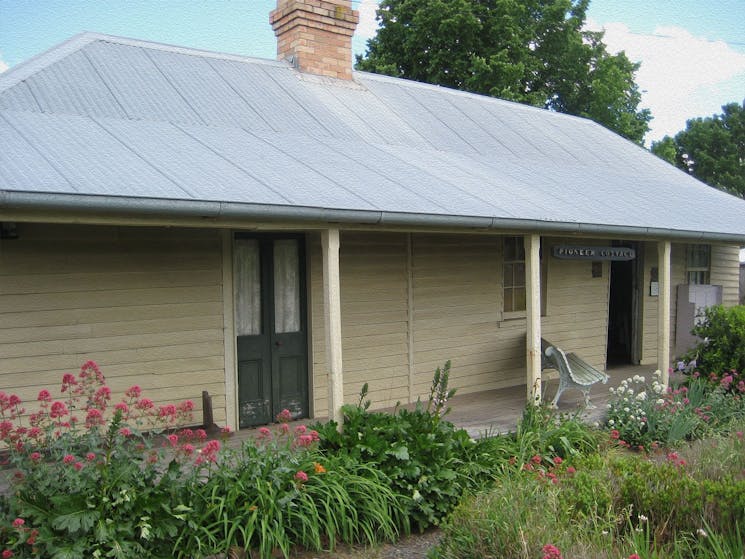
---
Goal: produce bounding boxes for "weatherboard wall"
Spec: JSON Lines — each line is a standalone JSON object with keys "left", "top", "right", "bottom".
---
{"left": 308, "top": 232, "right": 614, "bottom": 416}
{"left": 0, "top": 223, "right": 227, "bottom": 423}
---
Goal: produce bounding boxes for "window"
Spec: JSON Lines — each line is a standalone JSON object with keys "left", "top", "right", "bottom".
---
{"left": 503, "top": 236, "right": 526, "bottom": 313}
{"left": 686, "top": 244, "right": 710, "bottom": 285}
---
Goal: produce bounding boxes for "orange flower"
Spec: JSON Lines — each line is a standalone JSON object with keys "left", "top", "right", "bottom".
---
{"left": 313, "top": 462, "right": 326, "bottom": 474}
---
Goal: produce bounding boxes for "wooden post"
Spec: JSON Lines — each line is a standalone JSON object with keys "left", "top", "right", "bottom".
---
{"left": 322, "top": 228, "right": 344, "bottom": 427}
{"left": 525, "top": 234, "right": 542, "bottom": 405}
{"left": 657, "top": 240, "right": 672, "bottom": 386}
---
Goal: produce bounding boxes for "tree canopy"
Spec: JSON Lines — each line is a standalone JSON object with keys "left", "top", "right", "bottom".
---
{"left": 356, "top": 0, "right": 651, "bottom": 144}
{"left": 651, "top": 101, "right": 745, "bottom": 198}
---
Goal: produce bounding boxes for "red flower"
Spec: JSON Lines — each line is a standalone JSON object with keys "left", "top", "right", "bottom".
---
{"left": 2, "top": 549, "right": 14, "bottom": 558}
{"left": 531, "top": 454, "right": 542, "bottom": 464}
{"left": 11, "top": 518, "right": 24, "bottom": 528}
{"left": 86, "top": 452, "right": 96, "bottom": 462}
{"left": 125, "top": 385, "right": 142, "bottom": 398}
{"left": 63, "top": 454, "right": 75, "bottom": 464}
{"left": 610, "top": 429, "right": 620, "bottom": 440}
{"left": 553, "top": 456, "right": 563, "bottom": 465}
{"left": 542, "top": 543, "right": 563, "bottom": 559}
{"left": 49, "top": 401, "right": 69, "bottom": 419}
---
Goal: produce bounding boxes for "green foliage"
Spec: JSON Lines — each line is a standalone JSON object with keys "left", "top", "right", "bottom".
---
{"left": 175, "top": 429, "right": 407, "bottom": 559}
{"left": 651, "top": 101, "right": 745, "bottom": 197}
{"left": 314, "top": 365, "right": 474, "bottom": 530}
{"left": 686, "top": 304, "right": 745, "bottom": 376}
{"left": 357, "top": 0, "right": 651, "bottom": 143}
{"left": 0, "top": 362, "right": 199, "bottom": 559}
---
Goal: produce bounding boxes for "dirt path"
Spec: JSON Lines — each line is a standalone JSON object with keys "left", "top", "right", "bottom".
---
{"left": 289, "top": 528, "right": 441, "bottom": 559}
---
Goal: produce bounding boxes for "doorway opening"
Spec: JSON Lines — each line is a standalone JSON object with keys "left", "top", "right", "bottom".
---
{"left": 607, "top": 242, "right": 642, "bottom": 366}
{"left": 233, "top": 234, "right": 309, "bottom": 428}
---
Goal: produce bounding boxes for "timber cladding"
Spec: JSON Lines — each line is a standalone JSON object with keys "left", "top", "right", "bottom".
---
{"left": 309, "top": 233, "right": 616, "bottom": 416}
{"left": 0, "top": 223, "right": 227, "bottom": 424}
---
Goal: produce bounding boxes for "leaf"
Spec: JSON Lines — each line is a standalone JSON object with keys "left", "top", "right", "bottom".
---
{"left": 387, "top": 445, "right": 410, "bottom": 461}
{"left": 51, "top": 508, "right": 100, "bottom": 534}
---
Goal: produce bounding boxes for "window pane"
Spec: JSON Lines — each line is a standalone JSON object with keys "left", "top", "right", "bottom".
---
{"left": 514, "top": 262, "right": 526, "bottom": 287}
{"left": 503, "top": 263, "right": 514, "bottom": 286}
{"left": 514, "top": 287, "right": 526, "bottom": 311}
{"left": 504, "top": 288, "right": 514, "bottom": 312}
{"left": 274, "top": 240, "right": 301, "bottom": 333}
{"left": 504, "top": 237, "right": 516, "bottom": 261}
{"left": 234, "top": 239, "right": 261, "bottom": 336}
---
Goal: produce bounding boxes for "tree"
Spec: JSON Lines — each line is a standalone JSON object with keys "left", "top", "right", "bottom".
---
{"left": 651, "top": 101, "right": 745, "bottom": 198}
{"left": 356, "top": 0, "right": 651, "bottom": 144}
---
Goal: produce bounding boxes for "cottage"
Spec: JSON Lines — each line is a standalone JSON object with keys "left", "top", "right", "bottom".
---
{"left": 1, "top": 0, "right": 744, "bottom": 429}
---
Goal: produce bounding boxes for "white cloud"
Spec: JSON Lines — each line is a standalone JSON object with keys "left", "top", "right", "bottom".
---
{"left": 586, "top": 19, "right": 745, "bottom": 142}
{"left": 356, "top": 0, "right": 380, "bottom": 40}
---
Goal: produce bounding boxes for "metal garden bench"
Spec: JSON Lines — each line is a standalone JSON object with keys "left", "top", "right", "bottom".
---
{"left": 540, "top": 338, "right": 609, "bottom": 408}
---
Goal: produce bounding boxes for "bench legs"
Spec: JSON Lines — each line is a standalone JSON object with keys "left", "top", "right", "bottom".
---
{"left": 551, "top": 382, "right": 595, "bottom": 408}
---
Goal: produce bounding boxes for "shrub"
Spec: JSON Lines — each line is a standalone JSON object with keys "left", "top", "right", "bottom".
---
{"left": 686, "top": 304, "right": 745, "bottom": 377}
{"left": 175, "top": 412, "right": 407, "bottom": 559}
{"left": 0, "top": 361, "right": 201, "bottom": 559}
{"left": 314, "top": 366, "right": 473, "bottom": 530}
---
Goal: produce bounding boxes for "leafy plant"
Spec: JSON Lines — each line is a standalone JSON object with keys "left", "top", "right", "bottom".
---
{"left": 314, "top": 364, "right": 474, "bottom": 530}
{"left": 0, "top": 361, "right": 201, "bottom": 559}
{"left": 686, "top": 305, "right": 745, "bottom": 376}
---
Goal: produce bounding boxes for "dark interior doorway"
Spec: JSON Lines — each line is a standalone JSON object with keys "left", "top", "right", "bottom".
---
{"left": 607, "top": 242, "right": 641, "bottom": 365}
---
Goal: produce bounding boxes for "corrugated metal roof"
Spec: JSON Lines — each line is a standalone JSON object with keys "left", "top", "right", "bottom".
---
{"left": 1, "top": 32, "right": 744, "bottom": 241}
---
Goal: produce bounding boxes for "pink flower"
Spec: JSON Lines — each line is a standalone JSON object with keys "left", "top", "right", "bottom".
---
{"left": 2, "top": 549, "right": 14, "bottom": 558}
{"left": 295, "top": 424, "right": 307, "bottom": 435}
{"left": 85, "top": 408, "right": 104, "bottom": 428}
{"left": 258, "top": 427, "right": 272, "bottom": 439}
{"left": 280, "top": 423, "right": 290, "bottom": 434}
{"left": 294, "top": 470, "right": 309, "bottom": 483}
{"left": 297, "top": 434, "right": 313, "bottom": 447}
{"left": 167, "top": 434, "right": 179, "bottom": 447}
{"left": 221, "top": 426, "right": 231, "bottom": 434}
{"left": 195, "top": 429, "right": 207, "bottom": 441}
{"left": 566, "top": 466, "right": 576, "bottom": 474}
{"left": 180, "top": 443, "right": 195, "bottom": 456}
{"left": 158, "top": 404, "right": 177, "bottom": 419}
{"left": 531, "top": 455, "right": 542, "bottom": 464}
{"left": 178, "top": 400, "right": 195, "bottom": 412}
{"left": 542, "top": 544, "right": 563, "bottom": 559}
{"left": 119, "top": 427, "right": 132, "bottom": 437}
{"left": 629, "top": 555, "right": 641, "bottom": 559}
{"left": 29, "top": 452, "right": 42, "bottom": 463}
{"left": 86, "top": 452, "right": 96, "bottom": 462}
{"left": 50, "top": 401, "right": 69, "bottom": 419}
{"left": 610, "top": 429, "right": 620, "bottom": 440}
{"left": 11, "top": 518, "right": 24, "bottom": 528}
{"left": 74, "top": 462, "right": 83, "bottom": 471}
{"left": 136, "top": 398, "right": 154, "bottom": 410}
{"left": 277, "top": 408, "right": 292, "bottom": 423}
{"left": 61, "top": 373, "right": 78, "bottom": 391}
{"left": 125, "top": 385, "right": 142, "bottom": 398}
{"left": 37, "top": 389, "right": 52, "bottom": 402}
{"left": 63, "top": 454, "right": 75, "bottom": 464}
{"left": 310, "top": 430, "right": 320, "bottom": 442}
{"left": 114, "top": 402, "right": 129, "bottom": 414}
{"left": 553, "top": 456, "right": 563, "bottom": 465}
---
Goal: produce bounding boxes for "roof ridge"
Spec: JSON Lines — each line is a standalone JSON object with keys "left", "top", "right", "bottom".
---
{"left": 0, "top": 32, "right": 289, "bottom": 94}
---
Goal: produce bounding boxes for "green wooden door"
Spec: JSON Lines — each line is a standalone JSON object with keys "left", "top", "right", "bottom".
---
{"left": 234, "top": 235, "right": 308, "bottom": 428}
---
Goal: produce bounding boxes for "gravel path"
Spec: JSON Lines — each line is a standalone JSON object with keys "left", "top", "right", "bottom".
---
{"left": 289, "top": 528, "right": 441, "bottom": 559}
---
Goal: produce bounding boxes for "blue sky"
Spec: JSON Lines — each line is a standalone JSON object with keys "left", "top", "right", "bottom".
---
{"left": 1, "top": 0, "right": 743, "bottom": 143}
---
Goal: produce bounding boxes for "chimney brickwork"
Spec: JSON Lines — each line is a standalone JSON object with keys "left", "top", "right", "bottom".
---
{"left": 270, "top": 0, "right": 359, "bottom": 80}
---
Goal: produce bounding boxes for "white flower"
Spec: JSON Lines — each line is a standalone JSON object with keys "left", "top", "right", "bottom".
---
{"left": 636, "top": 392, "right": 647, "bottom": 401}
{"left": 639, "top": 514, "right": 648, "bottom": 522}
{"left": 656, "top": 399, "right": 665, "bottom": 405}
{"left": 697, "top": 528, "right": 707, "bottom": 538}
{"left": 624, "top": 407, "right": 630, "bottom": 413}
{"left": 609, "top": 387, "right": 616, "bottom": 394}
{"left": 601, "top": 530, "right": 609, "bottom": 535}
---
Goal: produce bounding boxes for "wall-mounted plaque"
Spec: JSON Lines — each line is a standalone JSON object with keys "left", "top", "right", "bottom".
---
{"left": 552, "top": 245, "right": 636, "bottom": 261}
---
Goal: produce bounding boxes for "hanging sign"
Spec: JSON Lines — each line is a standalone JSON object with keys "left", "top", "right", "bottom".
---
{"left": 552, "top": 245, "right": 635, "bottom": 261}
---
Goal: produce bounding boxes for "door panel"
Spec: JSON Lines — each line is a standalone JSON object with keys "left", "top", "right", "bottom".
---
{"left": 235, "top": 235, "right": 308, "bottom": 428}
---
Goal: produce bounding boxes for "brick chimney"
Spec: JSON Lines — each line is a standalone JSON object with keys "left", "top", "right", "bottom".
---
{"left": 270, "top": 0, "right": 359, "bottom": 80}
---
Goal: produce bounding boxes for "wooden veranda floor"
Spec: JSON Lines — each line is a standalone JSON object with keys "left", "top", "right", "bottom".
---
{"left": 226, "top": 363, "right": 657, "bottom": 445}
